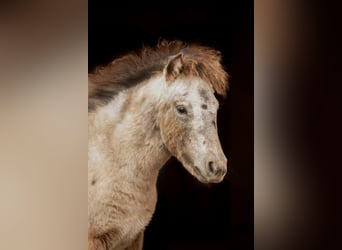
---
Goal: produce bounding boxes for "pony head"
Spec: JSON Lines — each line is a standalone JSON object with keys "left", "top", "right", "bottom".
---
{"left": 158, "top": 51, "right": 228, "bottom": 183}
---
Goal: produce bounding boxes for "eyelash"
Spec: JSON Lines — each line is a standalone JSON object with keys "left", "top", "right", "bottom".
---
{"left": 176, "top": 105, "right": 187, "bottom": 114}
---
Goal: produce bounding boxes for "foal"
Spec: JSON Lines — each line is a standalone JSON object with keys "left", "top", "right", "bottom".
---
{"left": 88, "top": 40, "right": 229, "bottom": 250}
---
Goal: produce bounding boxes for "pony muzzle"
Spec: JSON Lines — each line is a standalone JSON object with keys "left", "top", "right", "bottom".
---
{"left": 205, "top": 157, "right": 227, "bottom": 182}
{"left": 192, "top": 155, "right": 227, "bottom": 183}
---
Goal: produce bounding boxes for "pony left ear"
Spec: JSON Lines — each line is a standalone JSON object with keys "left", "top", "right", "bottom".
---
{"left": 164, "top": 53, "right": 184, "bottom": 82}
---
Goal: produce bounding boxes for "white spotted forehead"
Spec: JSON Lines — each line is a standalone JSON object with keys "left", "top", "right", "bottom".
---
{"left": 169, "top": 77, "right": 218, "bottom": 108}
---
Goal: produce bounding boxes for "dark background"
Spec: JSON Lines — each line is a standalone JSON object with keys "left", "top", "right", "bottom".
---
{"left": 89, "top": 1, "right": 253, "bottom": 249}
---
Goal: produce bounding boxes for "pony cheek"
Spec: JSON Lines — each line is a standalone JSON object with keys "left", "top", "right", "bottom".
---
{"left": 160, "top": 123, "right": 183, "bottom": 157}
{"left": 160, "top": 129, "right": 178, "bottom": 156}
{"left": 159, "top": 121, "right": 175, "bottom": 154}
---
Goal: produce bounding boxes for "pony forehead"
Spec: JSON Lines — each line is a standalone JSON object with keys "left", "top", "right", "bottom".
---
{"left": 169, "top": 76, "right": 215, "bottom": 94}
{"left": 166, "top": 77, "right": 218, "bottom": 106}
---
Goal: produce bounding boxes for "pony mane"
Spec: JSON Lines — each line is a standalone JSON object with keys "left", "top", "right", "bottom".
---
{"left": 89, "top": 40, "right": 229, "bottom": 111}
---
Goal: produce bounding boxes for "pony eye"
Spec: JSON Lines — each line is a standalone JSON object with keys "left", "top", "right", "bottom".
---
{"left": 176, "top": 105, "right": 187, "bottom": 114}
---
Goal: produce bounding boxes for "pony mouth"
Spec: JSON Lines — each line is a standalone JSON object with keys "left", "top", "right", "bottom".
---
{"left": 178, "top": 155, "right": 209, "bottom": 183}
{"left": 179, "top": 156, "right": 223, "bottom": 183}
{"left": 191, "top": 165, "right": 211, "bottom": 184}
{"left": 190, "top": 165, "right": 225, "bottom": 184}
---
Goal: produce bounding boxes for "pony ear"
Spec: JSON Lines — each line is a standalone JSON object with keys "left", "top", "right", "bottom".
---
{"left": 164, "top": 53, "right": 184, "bottom": 82}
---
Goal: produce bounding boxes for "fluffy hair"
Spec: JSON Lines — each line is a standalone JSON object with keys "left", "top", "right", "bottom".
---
{"left": 89, "top": 40, "right": 229, "bottom": 111}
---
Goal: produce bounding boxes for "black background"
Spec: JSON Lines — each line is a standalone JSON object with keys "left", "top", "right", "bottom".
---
{"left": 89, "top": 1, "right": 253, "bottom": 249}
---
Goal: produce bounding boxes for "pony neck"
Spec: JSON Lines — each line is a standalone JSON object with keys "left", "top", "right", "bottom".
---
{"left": 88, "top": 76, "right": 171, "bottom": 182}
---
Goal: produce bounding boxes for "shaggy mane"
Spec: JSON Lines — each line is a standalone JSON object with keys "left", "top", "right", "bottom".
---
{"left": 89, "top": 40, "right": 229, "bottom": 111}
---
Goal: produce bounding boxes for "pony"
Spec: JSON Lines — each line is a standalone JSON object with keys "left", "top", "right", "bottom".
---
{"left": 88, "top": 40, "right": 229, "bottom": 250}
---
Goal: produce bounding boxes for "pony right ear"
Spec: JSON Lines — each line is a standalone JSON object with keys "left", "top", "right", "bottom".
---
{"left": 164, "top": 53, "right": 184, "bottom": 82}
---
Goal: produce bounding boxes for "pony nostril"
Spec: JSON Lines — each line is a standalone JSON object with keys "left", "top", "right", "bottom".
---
{"left": 208, "top": 161, "right": 215, "bottom": 173}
